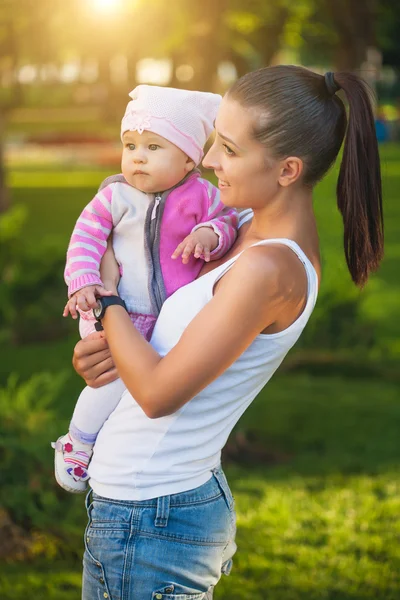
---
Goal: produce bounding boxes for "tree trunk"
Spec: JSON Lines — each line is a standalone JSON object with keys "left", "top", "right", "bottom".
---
{"left": 187, "top": 0, "right": 228, "bottom": 92}
{"left": 257, "top": 7, "right": 289, "bottom": 67}
{"left": 327, "top": 0, "right": 377, "bottom": 70}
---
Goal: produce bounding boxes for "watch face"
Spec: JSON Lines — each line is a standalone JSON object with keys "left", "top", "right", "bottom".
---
{"left": 93, "top": 300, "right": 102, "bottom": 319}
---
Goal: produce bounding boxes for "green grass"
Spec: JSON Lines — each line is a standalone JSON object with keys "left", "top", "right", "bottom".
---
{"left": 214, "top": 374, "right": 400, "bottom": 599}
{"left": 0, "top": 374, "right": 399, "bottom": 599}
{"left": 1, "top": 143, "right": 400, "bottom": 598}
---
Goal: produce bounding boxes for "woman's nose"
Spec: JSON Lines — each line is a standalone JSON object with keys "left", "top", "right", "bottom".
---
{"left": 202, "top": 142, "right": 219, "bottom": 170}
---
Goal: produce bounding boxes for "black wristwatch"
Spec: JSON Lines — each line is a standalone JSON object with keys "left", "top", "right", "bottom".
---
{"left": 93, "top": 296, "right": 127, "bottom": 322}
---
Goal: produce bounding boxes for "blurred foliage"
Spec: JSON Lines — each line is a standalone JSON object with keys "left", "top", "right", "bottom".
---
{"left": 0, "top": 372, "right": 85, "bottom": 557}
{"left": 0, "top": 0, "right": 399, "bottom": 106}
{"left": 0, "top": 204, "right": 73, "bottom": 344}
{"left": 0, "top": 373, "right": 63, "bottom": 526}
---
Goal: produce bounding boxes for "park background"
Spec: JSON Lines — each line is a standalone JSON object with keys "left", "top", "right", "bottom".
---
{"left": 0, "top": 0, "right": 399, "bottom": 598}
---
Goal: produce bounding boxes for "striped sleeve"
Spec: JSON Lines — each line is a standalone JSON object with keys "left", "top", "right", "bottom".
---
{"left": 64, "top": 184, "right": 114, "bottom": 297}
{"left": 192, "top": 179, "right": 239, "bottom": 260}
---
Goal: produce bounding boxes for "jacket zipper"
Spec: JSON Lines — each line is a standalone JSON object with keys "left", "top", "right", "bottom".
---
{"left": 147, "top": 171, "right": 199, "bottom": 313}
{"left": 148, "top": 194, "right": 165, "bottom": 312}
{"left": 151, "top": 195, "right": 161, "bottom": 221}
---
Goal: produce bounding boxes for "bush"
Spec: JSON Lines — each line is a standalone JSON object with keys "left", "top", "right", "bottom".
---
{"left": 0, "top": 372, "right": 85, "bottom": 556}
{"left": 0, "top": 205, "right": 73, "bottom": 344}
{"left": 0, "top": 372, "right": 64, "bottom": 525}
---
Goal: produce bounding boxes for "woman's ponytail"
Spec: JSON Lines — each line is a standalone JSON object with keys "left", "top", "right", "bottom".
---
{"left": 334, "top": 72, "right": 384, "bottom": 287}
{"left": 229, "top": 66, "right": 384, "bottom": 286}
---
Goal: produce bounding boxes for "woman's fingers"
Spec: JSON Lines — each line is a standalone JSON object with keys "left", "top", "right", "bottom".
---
{"left": 88, "top": 366, "right": 119, "bottom": 388}
{"left": 73, "top": 331, "right": 118, "bottom": 387}
{"left": 84, "top": 358, "right": 116, "bottom": 387}
{"left": 76, "top": 347, "right": 113, "bottom": 370}
{"left": 73, "top": 337, "right": 109, "bottom": 363}
{"left": 73, "top": 335, "right": 109, "bottom": 366}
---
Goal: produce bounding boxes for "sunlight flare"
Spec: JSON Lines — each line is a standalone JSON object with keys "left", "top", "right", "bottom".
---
{"left": 90, "top": 0, "right": 123, "bottom": 13}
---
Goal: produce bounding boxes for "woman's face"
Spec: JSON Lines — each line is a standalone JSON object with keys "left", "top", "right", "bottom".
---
{"left": 203, "top": 95, "right": 281, "bottom": 209}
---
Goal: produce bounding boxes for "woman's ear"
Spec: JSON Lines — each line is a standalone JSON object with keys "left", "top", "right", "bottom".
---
{"left": 185, "top": 157, "right": 196, "bottom": 173}
{"left": 278, "top": 157, "right": 303, "bottom": 187}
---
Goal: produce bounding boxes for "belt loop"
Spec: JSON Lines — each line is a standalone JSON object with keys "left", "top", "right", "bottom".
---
{"left": 212, "top": 467, "right": 234, "bottom": 511}
{"left": 155, "top": 494, "right": 170, "bottom": 527}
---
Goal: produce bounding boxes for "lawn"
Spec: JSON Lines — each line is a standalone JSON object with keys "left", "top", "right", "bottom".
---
{"left": 0, "top": 143, "right": 399, "bottom": 599}
{"left": 1, "top": 374, "right": 399, "bottom": 599}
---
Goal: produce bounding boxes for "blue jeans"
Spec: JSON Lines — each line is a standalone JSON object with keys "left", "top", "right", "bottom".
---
{"left": 82, "top": 467, "right": 237, "bottom": 599}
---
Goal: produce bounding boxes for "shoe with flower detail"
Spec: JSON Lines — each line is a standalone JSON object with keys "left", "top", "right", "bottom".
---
{"left": 51, "top": 433, "right": 93, "bottom": 493}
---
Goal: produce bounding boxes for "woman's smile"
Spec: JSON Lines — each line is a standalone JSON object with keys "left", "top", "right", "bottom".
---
{"left": 217, "top": 178, "right": 230, "bottom": 189}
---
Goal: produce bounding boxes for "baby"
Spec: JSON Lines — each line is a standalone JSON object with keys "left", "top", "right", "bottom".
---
{"left": 53, "top": 85, "right": 239, "bottom": 493}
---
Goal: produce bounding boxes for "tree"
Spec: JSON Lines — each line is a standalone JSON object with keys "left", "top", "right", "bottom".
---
{"left": 298, "top": 0, "right": 380, "bottom": 70}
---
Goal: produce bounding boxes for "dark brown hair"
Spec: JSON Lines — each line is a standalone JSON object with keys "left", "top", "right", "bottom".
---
{"left": 228, "top": 65, "right": 384, "bottom": 287}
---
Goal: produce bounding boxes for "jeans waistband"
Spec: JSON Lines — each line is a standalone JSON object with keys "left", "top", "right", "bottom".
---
{"left": 86, "top": 466, "right": 230, "bottom": 515}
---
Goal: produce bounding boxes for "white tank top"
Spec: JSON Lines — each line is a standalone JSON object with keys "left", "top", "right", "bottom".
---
{"left": 89, "top": 212, "right": 319, "bottom": 500}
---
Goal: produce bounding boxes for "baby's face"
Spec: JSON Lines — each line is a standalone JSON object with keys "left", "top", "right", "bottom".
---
{"left": 121, "top": 130, "right": 195, "bottom": 193}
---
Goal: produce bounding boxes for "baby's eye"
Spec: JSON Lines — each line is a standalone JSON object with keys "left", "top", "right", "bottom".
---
{"left": 223, "top": 143, "right": 235, "bottom": 156}
{"left": 127, "top": 144, "right": 135, "bottom": 151}
{"left": 149, "top": 144, "right": 160, "bottom": 151}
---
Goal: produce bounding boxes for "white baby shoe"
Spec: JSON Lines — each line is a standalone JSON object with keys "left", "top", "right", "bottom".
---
{"left": 52, "top": 433, "right": 93, "bottom": 494}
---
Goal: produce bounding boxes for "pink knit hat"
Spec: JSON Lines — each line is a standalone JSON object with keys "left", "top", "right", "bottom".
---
{"left": 121, "top": 85, "right": 221, "bottom": 166}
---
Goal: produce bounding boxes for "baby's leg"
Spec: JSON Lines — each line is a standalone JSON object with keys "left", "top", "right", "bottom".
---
{"left": 53, "top": 311, "right": 156, "bottom": 493}
{"left": 53, "top": 314, "right": 127, "bottom": 493}
{"left": 53, "top": 377, "right": 126, "bottom": 494}
{"left": 70, "top": 311, "right": 156, "bottom": 443}
{"left": 69, "top": 377, "right": 126, "bottom": 444}
{"left": 70, "top": 311, "right": 156, "bottom": 442}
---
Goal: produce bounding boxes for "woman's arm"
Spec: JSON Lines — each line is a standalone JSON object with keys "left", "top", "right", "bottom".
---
{"left": 93, "top": 245, "right": 307, "bottom": 418}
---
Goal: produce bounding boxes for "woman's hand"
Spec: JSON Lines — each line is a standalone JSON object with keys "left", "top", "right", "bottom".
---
{"left": 100, "top": 236, "right": 120, "bottom": 295}
{"left": 73, "top": 331, "right": 119, "bottom": 388}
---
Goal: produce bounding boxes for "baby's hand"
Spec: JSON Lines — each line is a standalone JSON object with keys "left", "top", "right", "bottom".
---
{"left": 63, "top": 285, "right": 114, "bottom": 320}
{"left": 171, "top": 227, "right": 219, "bottom": 264}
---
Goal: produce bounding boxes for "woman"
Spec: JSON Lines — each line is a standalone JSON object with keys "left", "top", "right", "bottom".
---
{"left": 72, "top": 66, "right": 383, "bottom": 599}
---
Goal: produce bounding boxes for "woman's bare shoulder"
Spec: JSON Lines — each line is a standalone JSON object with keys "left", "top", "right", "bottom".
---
{"left": 217, "top": 242, "right": 308, "bottom": 304}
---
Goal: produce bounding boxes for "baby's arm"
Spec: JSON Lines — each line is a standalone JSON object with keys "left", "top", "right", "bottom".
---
{"left": 172, "top": 179, "right": 239, "bottom": 263}
{"left": 64, "top": 184, "right": 115, "bottom": 314}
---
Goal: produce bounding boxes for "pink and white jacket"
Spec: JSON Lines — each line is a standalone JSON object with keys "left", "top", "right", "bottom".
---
{"left": 64, "top": 171, "right": 238, "bottom": 339}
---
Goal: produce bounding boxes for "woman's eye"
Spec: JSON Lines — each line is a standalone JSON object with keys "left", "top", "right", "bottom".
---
{"left": 149, "top": 144, "right": 160, "bottom": 151}
{"left": 128, "top": 144, "right": 135, "bottom": 151}
{"left": 223, "top": 143, "right": 235, "bottom": 156}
